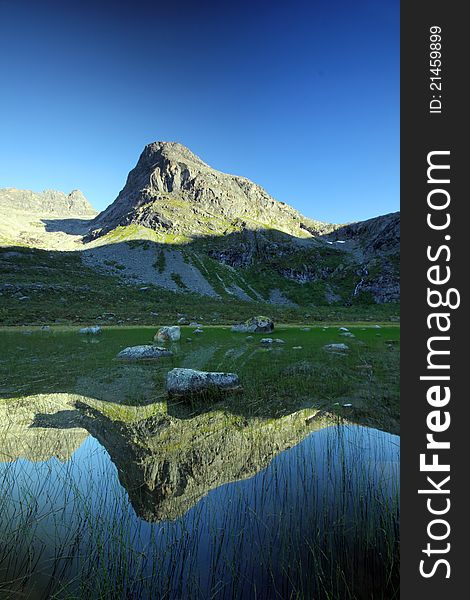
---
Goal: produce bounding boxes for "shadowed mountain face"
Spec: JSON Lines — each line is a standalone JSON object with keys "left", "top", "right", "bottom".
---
{"left": 89, "top": 142, "right": 336, "bottom": 239}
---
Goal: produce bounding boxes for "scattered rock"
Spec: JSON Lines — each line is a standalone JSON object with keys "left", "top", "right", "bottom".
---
{"left": 154, "top": 325, "right": 181, "bottom": 342}
{"left": 274, "top": 339, "right": 285, "bottom": 344}
{"left": 79, "top": 326, "right": 102, "bottom": 335}
{"left": 117, "top": 345, "right": 173, "bottom": 361}
{"left": 193, "top": 328, "right": 204, "bottom": 334}
{"left": 260, "top": 338, "right": 274, "bottom": 344}
{"left": 339, "top": 327, "right": 349, "bottom": 332}
{"left": 324, "top": 343, "right": 349, "bottom": 352}
{"left": 232, "top": 316, "right": 274, "bottom": 333}
{"left": 301, "top": 327, "right": 311, "bottom": 332}
{"left": 246, "top": 335, "right": 254, "bottom": 341}
{"left": 340, "top": 332, "right": 355, "bottom": 338}
{"left": 166, "top": 368, "right": 241, "bottom": 397}
{"left": 293, "top": 346, "right": 302, "bottom": 350}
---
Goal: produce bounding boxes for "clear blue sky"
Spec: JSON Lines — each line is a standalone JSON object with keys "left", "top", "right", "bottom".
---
{"left": 0, "top": 0, "right": 399, "bottom": 223}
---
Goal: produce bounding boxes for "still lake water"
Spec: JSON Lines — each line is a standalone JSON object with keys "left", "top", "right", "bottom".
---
{"left": 0, "top": 327, "right": 400, "bottom": 599}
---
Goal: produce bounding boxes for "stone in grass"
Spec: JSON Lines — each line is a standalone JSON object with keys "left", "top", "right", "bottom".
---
{"left": 339, "top": 327, "right": 349, "bottom": 332}
{"left": 301, "top": 327, "right": 311, "bottom": 332}
{"left": 260, "top": 338, "right": 274, "bottom": 344}
{"left": 293, "top": 346, "right": 302, "bottom": 350}
{"left": 340, "top": 332, "right": 355, "bottom": 338}
{"left": 79, "top": 326, "right": 102, "bottom": 334}
{"left": 324, "top": 343, "right": 349, "bottom": 352}
{"left": 154, "top": 325, "right": 181, "bottom": 342}
{"left": 193, "top": 328, "right": 204, "bottom": 334}
{"left": 166, "top": 368, "right": 241, "bottom": 397}
{"left": 117, "top": 345, "right": 173, "bottom": 361}
{"left": 231, "top": 316, "right": 274, "bottom": 334}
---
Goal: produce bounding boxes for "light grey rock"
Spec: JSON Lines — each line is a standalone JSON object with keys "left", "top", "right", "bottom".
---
{"left": 166, "top": 368, "right": 241, "bottom": 397}
{"left": 117, "top": 345, "right": 173, "bottom": 361}
{"left": 193, "top": 328, "right": 204, "bottom": 334}
{"left": 79, "top": 326, "right": 102, "bottom": 335}
{"left": 260, "top": 338, "right": 274, "bottom": 344}
{"left": 324, "top": 343, "right": 349, "bottom": 352}
{"left": 231, "top": 316, "right": 274, "bottom": 333}
{"left": 154, "top": 325, "right": 181, "bottom": 342}
{"left": 339, "top": 327, "right": 349, "bottom": 332}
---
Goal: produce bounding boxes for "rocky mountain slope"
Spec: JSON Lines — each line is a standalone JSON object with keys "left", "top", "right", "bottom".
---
{"left": 88, "top": 142, "right": 335, "bottom": 240}
{"left": 0, "top": 143, "right": 399, "bottom": 305}
{"left": 0, "top": 188, "right": 96, "bottom": 216}
{"left": 0, "top": 187, "right": 98, "bottom": 249}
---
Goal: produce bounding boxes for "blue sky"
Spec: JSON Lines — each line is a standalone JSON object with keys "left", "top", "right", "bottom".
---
{"left": 0, "top": 0, "right": 399, "bottom": 223}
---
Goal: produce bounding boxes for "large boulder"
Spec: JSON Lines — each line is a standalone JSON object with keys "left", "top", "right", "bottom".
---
{"left": 154, "top": 326, "right": 181, "bottom": 342}
{"left": 117, "top": 345, "right": 173, "bottom": 361}
{"left": 231, "top": 316, "right": 274, "bottom": 334}
{"left": 166, "top": 368, "right": 241, "bottom": 397}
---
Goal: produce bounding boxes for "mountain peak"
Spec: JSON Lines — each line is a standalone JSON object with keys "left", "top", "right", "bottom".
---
{"left": 92, "top": 142, "right": 332, "bottom": 239}
{"left": 143, "top": 141, "right": 207, "bottom": 164}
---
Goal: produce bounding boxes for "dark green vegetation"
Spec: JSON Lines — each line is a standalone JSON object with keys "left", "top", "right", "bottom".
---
{"left": 0, "top": 245, "right": 399, "bottom": 327}
{"left": 1, "top": 326, "right": 399, "bottom": 599}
